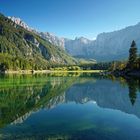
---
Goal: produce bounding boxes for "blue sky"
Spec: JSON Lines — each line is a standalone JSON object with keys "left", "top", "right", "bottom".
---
{"left": 0, "top": 0, "right": 140, "bottom": 39}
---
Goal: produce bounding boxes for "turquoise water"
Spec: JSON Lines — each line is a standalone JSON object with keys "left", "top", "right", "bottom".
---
{"left": 0, "top": 74, "right": 140, "bottom": 139}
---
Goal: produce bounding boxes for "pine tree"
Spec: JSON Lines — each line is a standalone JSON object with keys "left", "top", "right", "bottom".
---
{"left": 138, "top": 54, "right": 140, "bottom": 70}
{"left": 128, "top": 40, "right": 137, "bottom": 69}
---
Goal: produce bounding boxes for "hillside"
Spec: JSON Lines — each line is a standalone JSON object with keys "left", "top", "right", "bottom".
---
{"left": 8, "top": 16, "right": 140, "bottom": 62}
{"left": 9, "top": 16, "right": 65, "bottom": 50}
{"left": 0, "top": 13, "right": 77, "bottom": 71}
{"left": 64, "top": 23, "right": 140, "bottom": 61}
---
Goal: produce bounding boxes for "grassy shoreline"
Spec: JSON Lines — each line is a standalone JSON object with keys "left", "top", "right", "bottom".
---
{"left": 0, "top": 70, "right": 104, "bottom": 74}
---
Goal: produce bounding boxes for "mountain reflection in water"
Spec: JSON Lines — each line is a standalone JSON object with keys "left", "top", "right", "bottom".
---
{"left": 0, "top": 73, "right": 140, "bottom": 140}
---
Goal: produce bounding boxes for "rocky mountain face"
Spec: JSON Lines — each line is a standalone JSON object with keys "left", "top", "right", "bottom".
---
{"left": 8, "top": 16, "right": 65, "bottom": 50}
{"left": 8, "top": 16, "right": 39, "bottom": 34}
{"left": 64, "top": 23, "right": 140, "bottom": 61}
{"left": 8, "top": 16, "right": 31, "bottom": 31}
{"left": 39, "top": 32, "right": 65, "bottom": 50}
{"left": 0, "top": 14, "right": 76, "bottom": 70}
{"left": 7, "top": 17, "right": 90, "bottom": 58}
{"left": 64, "top": 37, "right": 92, "bottom": 57}
{"left": 89, "top": 23, "right": 140, "bottom": 61}
{"left": 8, "top": 16, "right": 140, "bottom": 61}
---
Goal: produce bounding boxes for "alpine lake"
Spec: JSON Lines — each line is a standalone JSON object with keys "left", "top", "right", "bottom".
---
{"left": 0, "top": 72, "right": 140, "bottom": 140}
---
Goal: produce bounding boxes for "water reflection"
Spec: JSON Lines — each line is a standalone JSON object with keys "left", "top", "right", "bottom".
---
{"left": 127, "top": 78, "right": 140, "bottom": 106}
{"left": 109, "top": 75, "right": 140, "bottom": 106}
{"left": 0, "top": 74, "right": 96, "bottom": 126}
{"left": 0, "top": 73, "right": 140, "bottom": 139}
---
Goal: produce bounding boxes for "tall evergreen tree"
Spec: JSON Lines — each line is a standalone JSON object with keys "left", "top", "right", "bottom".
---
{"left": 128, "top": 40, "right": 137, "bottom": 69}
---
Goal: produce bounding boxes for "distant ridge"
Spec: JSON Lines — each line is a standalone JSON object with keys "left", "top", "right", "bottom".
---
{"left": 8, "top": 15, "right": 140, "bottom": 61}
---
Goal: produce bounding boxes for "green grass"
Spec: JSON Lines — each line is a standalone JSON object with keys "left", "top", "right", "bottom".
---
{"left": 51, "top": 70, "right": 104, "bottom": 73}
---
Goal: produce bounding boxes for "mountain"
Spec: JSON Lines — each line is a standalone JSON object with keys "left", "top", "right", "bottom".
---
{"left": 8, "top": 16, "right": 34, "bottom": 32}
{"left": 8, "top": 15, "right": 140, "bottom": 62}
{"left": 8, "top": 16, "right": 65, "bottom": 50}
{"left": 64, "top": 23, "right": 140, "bottom": 61}
{"left": 89, "top": 24, "right": 140, "bottom": 61}
{"left": 39, "top": 32, "right": 65, "bottom": 50}
{"left": 64, "top": 37, "right": 92, "bottom": 57}
{"left": 0, "top": 13, "right": 76, "bottom": 71}
{"left": 39, "top": 22, "right": 140, "bottom": 61}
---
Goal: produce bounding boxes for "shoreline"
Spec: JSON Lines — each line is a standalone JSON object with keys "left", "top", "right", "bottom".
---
{"left": 0, "top": 70, "right": 104, "bottom": 74}
{"left": 111, "top": 70, "right": 140, "bottom": 78}
{"left": 0, "top": 70, "right": 51, "bottom": 74}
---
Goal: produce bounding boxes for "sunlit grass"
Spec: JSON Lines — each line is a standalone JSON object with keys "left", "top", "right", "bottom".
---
{"left": 51, "top": 70, "right": 104, "bottom": 73}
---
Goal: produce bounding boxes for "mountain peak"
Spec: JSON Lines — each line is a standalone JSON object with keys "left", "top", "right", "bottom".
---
{"left": 8, "top": 16, "right": 31, "bottom": 31}
{"left": 74, "top": 37, "right": 91, "bottom": 44}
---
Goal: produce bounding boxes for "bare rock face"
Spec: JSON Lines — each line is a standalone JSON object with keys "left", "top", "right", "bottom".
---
{"left": 39, "top": 32, "right": 65, "bottom": 50}
{"left": 8, "top": 16, "right": 140, "bottom": 61}
{"left": 24, "top": 34, "right": 37, "bottom": 43}
{"left": 89, "top": 23, "right": 140, "bottom": 61}
{"left": 64, "top": 37, "right": 93, "bottom": 57}
{"left": 8, "top": 16, "right": 32, "bottom": 31}
{"left": 8, "top": 16, "right": 65, "bottom": 50}
{"left": 64, "top": 23, "right": 140, "bottom": 61}
{"left": 39, "top": 44, "right": 50, "bottom": 59}
{"left": 23, "top": 33, "right": 51, "bottom": 59}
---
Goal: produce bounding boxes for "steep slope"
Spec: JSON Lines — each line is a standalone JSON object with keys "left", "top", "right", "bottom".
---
{"left": 64, "top": 37, "right": 92, "bottom": 58}
{"left": 40, "top": 23, "right": 140, "bottom": 61}
{"left": 0, "top": 13, "right": 76, "bottom": 70}
{"left": 8, "top": 16, "right": 65, "bottom": 50}
{"left": 8, "top": 15, "right": 140, "bottom": 62}
{"left": 39, "top": 32, "right": 65, "bottom": 50}
{"left": 90, "top": 23, "right": 140, "bottom": 61}
{"left": 8, "top": 16, "right": 34, "bottom": 32}
{"left": 64, "top": 23, "right": 140, "bottom": 61}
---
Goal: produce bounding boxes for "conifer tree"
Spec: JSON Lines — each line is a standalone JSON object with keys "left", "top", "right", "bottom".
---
{"left": 128, "top": 40, "right": 137, "bottom": 69}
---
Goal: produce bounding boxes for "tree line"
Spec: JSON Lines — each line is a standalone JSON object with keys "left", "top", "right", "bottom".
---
{"left": 110, "top": 40, "right": 140, "bottom": 74}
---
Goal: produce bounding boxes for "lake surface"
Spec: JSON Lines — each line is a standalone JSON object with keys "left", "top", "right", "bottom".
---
{"left": 0, "top": 73, "right": 140, "bottom": 140}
